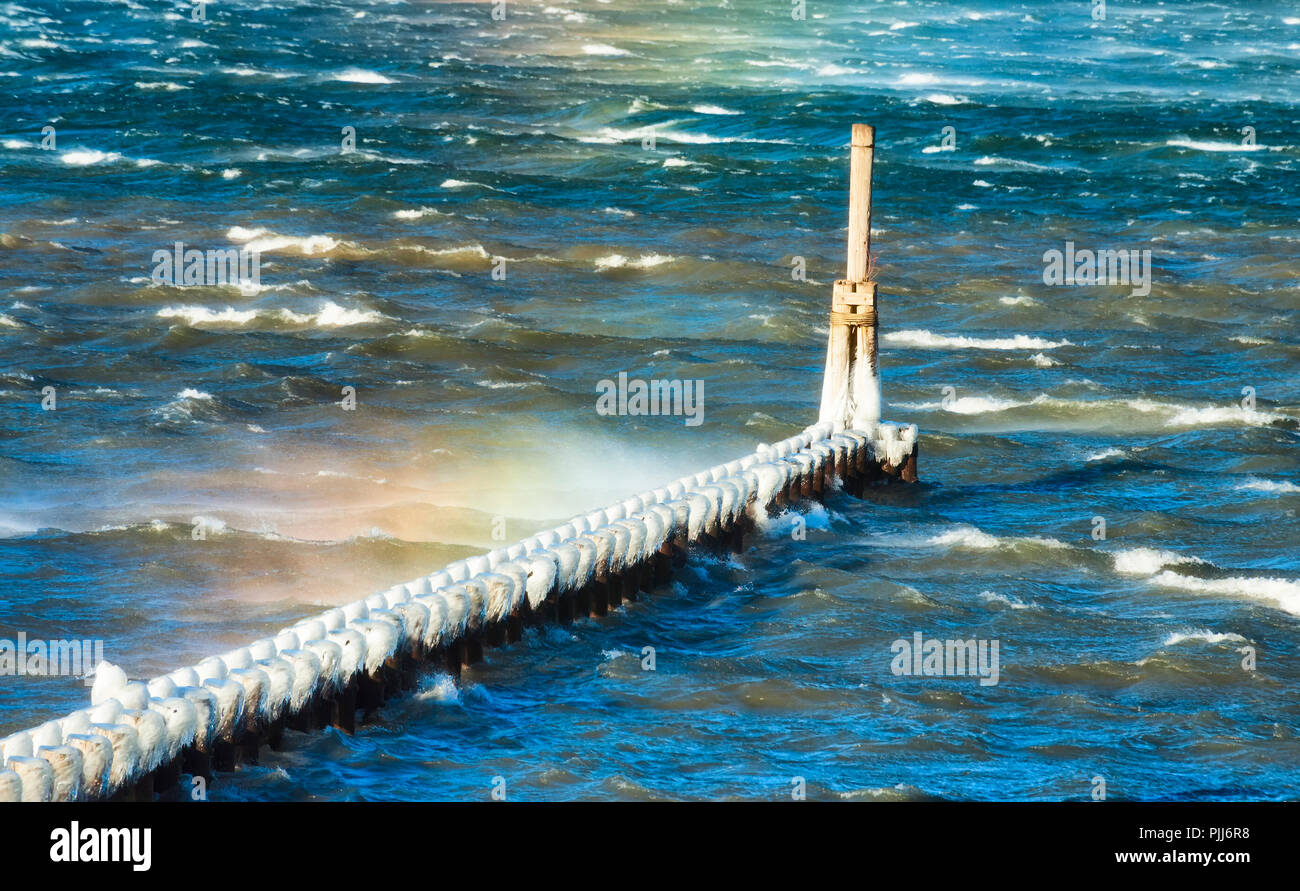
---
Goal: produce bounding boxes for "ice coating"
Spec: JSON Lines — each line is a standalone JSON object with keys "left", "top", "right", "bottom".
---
{"left": 9, "top": 756, "right": 53, "bottom": 802}
{"left": 393, "top": 601, "right": 431, "bottom": 653}
{"left": 4, "top": 421, "right": 915, "bottom": 800}
{"left": 351, "top": 620, "right": 399, "bottom": 677}
{"left": 257, "top": 657, "right": 296, "bottom": 721}
{"left": 181, "top": 686, "right": 218, "bottom": 751}
{"left": 118, "top": 709, "right": 167, "bottom": 773}
{"left": 525, "top": 555, "right": 558, "bottom": 607}
{"left": 226, "top": 663, "right": 269, "bottom": 728}
{"left": 0, "top": 769, "right": 21, "bottom": 802}
{"left": 148, "top": 697, "right": 198, "bottom": 762}
{"left": 304, "top": 639, "right": 344, "bottom": 693}
{"left": 65, "top": 733, "right": 112, "bottom": 800}
{"left": 280, "top": 649, "right": 324, "bottom": 712}
{"left": 480, "top": 572, "right": 516, "bottom": 624}
{"left": 89, "top": 723, "right": 141, "bottom": 789}
{"left": 40, "top": 747, "right": 83, "bottom": 802}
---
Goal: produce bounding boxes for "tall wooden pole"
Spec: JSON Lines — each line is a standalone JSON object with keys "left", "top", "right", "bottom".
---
{"left": 818, "top": 124, "right": 880, "bottom": 432}
{"left": 846, "top": 123, "right": 874, "bottom": 282}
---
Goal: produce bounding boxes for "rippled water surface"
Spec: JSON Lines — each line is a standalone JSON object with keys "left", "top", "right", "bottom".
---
{"left": 1, "top": 0, "right": 1297, "bottom": 800}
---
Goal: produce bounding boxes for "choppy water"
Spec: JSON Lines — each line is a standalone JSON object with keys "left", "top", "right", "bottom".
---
{"left": 2, "top": 0, "right": 1298, "bottom": 800}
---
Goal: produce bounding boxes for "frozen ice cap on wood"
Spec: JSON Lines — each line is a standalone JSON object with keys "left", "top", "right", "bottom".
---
{"left": 524, "top": 555, "right": 558, "bottom": 607}
{"left": 181, "top": 686, "right": 218, "bottom": 752}
{"left": 119, "top": 709, "right": 167, "bottom": 773}
{"left": 89, "top": 699, "right": 123, "bottom": 725}
{"left": 0, "top": 731, "right": 33, "bottom": 764}
{"left": 0, "top": 769, "right": 21, "bottom": 802}
{"left": 304, "top": 639, "right": 344, "bottom": 693}
{"left": 219, "top": 672, "right": 259, "bottom": 735}
{"left": 168, "top": 666, "right": 200, "bottom": 689}
{"left": 204, "top": 674, "right": 248, "bottom": 737}
{"left": 257, "top": 657, "right": 295, "bottom": 722}
{"left": 90, "top": 661, "right": 131, "bottom": 707}
{"left": 89, "top": 723, "right": 141, "bottom": 790}
{"left": 328, "top": 627, "right": 368, "bottom": 683}
{"left": 32, "top": 721, "right": 62, "bottom": 750}
{"left": 8, "top": 756, "right": 53, "bottom": 802}
{"left": 293, "top": 619, "right": 327, "bottom": 645}
{"left": 393, "top": 601, "right": 430, "bottom": 653}
{"left": 147, "top": 676, "right": 178, "bottom": 700}
{"left": 65, "top": 733, "right": 112, "bottom": 800}
{"left": 38, "top": 744, "right": 83, "bottom": 802}
{"left": 195, "top": 656, "right": 228, "bottom": 684}
{"left": 280, "top": 650, "right": 323, "bottom": 713}
{"left": 149, "top": 697, "right": 197, "bottom": 763}
{"left": 350, "top": 619, "right": 399, "bottom": 677}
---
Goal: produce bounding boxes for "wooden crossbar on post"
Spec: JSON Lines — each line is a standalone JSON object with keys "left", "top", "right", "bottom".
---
{"left": 818, "top": 123, "right": 881, "bottom": 433}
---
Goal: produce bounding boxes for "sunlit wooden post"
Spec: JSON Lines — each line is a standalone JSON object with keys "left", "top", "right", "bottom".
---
{"left": 818, "top": 123, "right": 880, "bottom": 432}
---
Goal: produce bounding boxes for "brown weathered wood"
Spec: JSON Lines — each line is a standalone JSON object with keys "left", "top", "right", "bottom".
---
{"left": 847, "top": 123, "right": 874, "bottom": 281}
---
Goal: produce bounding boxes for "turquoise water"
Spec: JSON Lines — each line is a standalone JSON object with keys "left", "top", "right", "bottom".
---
{"left": 1, "top": 0, "right": 1298, "bottom": 800}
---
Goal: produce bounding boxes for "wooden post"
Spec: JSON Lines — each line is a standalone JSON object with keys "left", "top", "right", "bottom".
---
{"left": 846, "top": 124, "right": 873, "bottom": 280}
{"left": 819, "top": 124, "right": 880, "bottom": 433}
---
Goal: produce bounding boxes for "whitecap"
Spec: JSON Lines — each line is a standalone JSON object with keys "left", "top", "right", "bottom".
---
{"left": 1149, "top": 571, "right": 1300, "bottom": 617}
{"left": 1236, "top": 477, "right": 1300, "bottom": 495}
{"left": 226, "top": 226, "right": 338, "bottom": 255}
{"left": 1111, "top": 547, "right": 1206, "bottom": 577}
{"left": 884, "top": 329, "right": 1072, "bottom": 350}
{"left": 894, "top": 395, "right": 1026, "bottom": 415}
{"left": 1161, "top": 630, "right": 1247, "bottom": 647}
{"left": 582, "top": 43, "right": 629, "bottom": 56}
{"left": 1167, "top": 137, "right": 1262, "bottom": 153}
{"left": 60, "top": 149, "right": 122, "bottom": 166}
{"left": 594, "top": 253, "right": 677, "bottom": 270}
{"left": 926, "top": 525, "right": 1000, "bottom": 549}
{"left": 1085, "top": 448, "right": 1125, "bottom": 462}
{"left": 979, "top": 591, "right": 1033, "bottom": 609}
{"left": 331, "top": 68, "right": 394, "bottom": 84}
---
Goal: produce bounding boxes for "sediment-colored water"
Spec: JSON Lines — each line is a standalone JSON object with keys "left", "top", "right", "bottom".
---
{"left": 1, "top": 0, "right": 1297, "bottom": 800}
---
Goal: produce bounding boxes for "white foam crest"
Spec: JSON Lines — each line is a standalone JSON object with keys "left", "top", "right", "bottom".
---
{"left": 225, "top": 225, "right": 339, "bottom": 255}
{"left": 1167, "top": 138, "right": 1263, "bottom": 153}
{"left": 593, "top": 253, "right": 679, "bottom": 270}
{"left": 1157, "top": 402, "right": 1286, "bottom": 429}
{"left": 60, "top": 149, "right": 123, "bottom": 166}
{"left": 926, "top": 525, "right": 1000, "bottom": 549}
{"left": 157, "top": 301, "right": 386, "bottom": 328}
{"left": 979, "top": 591, "right": 1033, "bottom": 610}
{"left": 1085, "top": 448, "right": 1126, "bottom": 462}
{"left": 332, "top": 68, "right": 394, "bottom": 84}
{"left": 895, "top": 395, "right": 1027, "bottom": 415}
{"left": 1236, "top": 477, "right": 1300, "bottom": 494}
{"left": 1161, "top": 629, "right": 1247, "bottom": 647}
{"left": 1111, "top": 547, "right": 1207, "bottom": 576}
{"left": 1149, "top": 572, "right": 1300, "bottom": 617}
{"left": 885, "top": 329, "right": 1072, "bottom": 350}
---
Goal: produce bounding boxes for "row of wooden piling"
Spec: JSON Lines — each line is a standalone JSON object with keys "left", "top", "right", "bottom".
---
{"left": 0, "top": 420, "right": 918, "bottom": 802}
